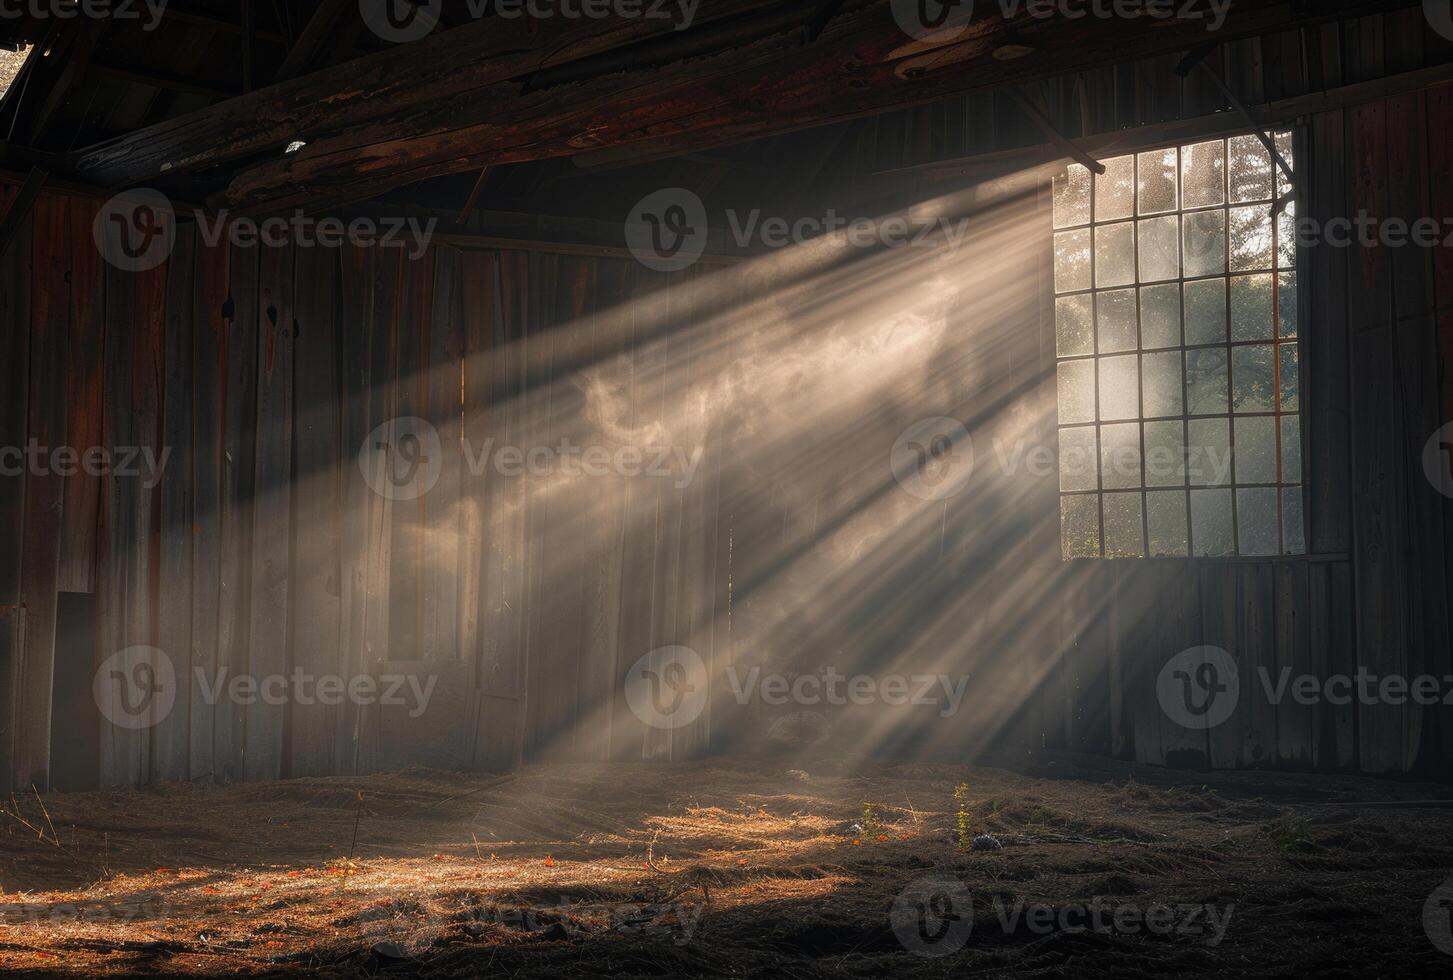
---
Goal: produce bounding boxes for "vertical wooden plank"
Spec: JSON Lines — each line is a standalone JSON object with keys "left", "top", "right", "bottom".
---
{"left": 189, "top": 238, "right": 229, "bottom": 781}
{"left": 1308, "top": 560, "right": 1357, "bottom": 770}
{"left": 1136, "top": 561, "right": 1207, "bottom": 768}
{"left": 1273, "top": 562, "right": 1313, "bottom": 768}
{"left": 1429, "top": 87, "right": 1453, "bottom": 778}
{"left": 421, "top": 247, "right": 462, "bottom": 667}
{"left": 244, "top": 242, "right": 293, "bottom": 782}
{"left": 15, "top": 195, "right": 72, "bottom": 791}
{"left": 61, "top": 197, "right": 104, "bottom": 595}
{"left": 154, "top": 224, "right": 195, "bottom": 784}
{"left": 0, "top": 184, "right": 29, "bottom": 791}
{"left": 1236, "top": 564, "right": 1277, "bottom": 768}
{"left": 1201, "top": 564, "right": 1241, "bottom": 769}
{"left": 216, "top": 242, "right": 258, "bottom": 783}
{"left": 1347, "top": 101, "right": 1391, "bottom": 335}
{"left": 287, "top": 245, "right": 341, "bottom": 778}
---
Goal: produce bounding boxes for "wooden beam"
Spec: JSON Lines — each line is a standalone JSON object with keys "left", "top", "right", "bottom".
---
{"left": 0, "top": 167, "right": 45, "bottom": 260}
{"left": 212, "top": 0, "right": 1421, "bottom": 213}
{"left": 92, "top": 63, "right": 238, "bottom": 100}
{"left": 64, "top": 0, "right": 783, "bottom": 187}
{"left": 273, "top": 0, "right": 355, "bottom": 83}
{"left": 1006, "top": 84, "right": 1105, "bottom": 175}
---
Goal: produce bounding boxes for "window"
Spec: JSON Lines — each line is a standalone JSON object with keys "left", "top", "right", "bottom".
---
{"left": 1053, "top": 132, "right": 1304, "bottom": 559}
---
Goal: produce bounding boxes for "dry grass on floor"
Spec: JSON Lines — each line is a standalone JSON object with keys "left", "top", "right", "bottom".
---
{"left": 0, "top": 757, "right": 1451, "bottom": 977}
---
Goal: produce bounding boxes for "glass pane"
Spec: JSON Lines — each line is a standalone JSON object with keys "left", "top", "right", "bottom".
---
{"left": 1182, "top": 210, "right": 1227, "bottom": 277}
{"left": 1234, "top": 415, "right": 1277, "bottom": 484}
{"left": 1147, "top": 490, "right": 1189, "bottom": 556}
{"left": 1187, "top": 418, "right": 1231, "bottom": 487}
{"left": 1144, "top": 420, "right": 1186, "bottom": 487}
{"left": 1059, "top": 427, "right": 1098, "bottom": 492}
{"left": 1095, "top": 222, "right": 1136, "bottom": 288}
{"left": 1055, "top": 229, "right": 1091, "bottom": 292}
{"left": 1054, "top": 164, "right": 1093, "bottom": 228}
{"left": 1142, "top": 350, "right": 1183, "bottom": 418}
{"left": 1138, "top": 147, "right": 1179, "bottom": 215}
{"left": 1281, "top": 416, "right": 1302, "bottom": 483}
{"left": 1183, "top": 279, "right": 1226, "bottom": 345}
{"left": 1103, "top": 492, "right": 1145, "bottom": 558}
{"left": 1230, "top": 273, "right": 1274, "bottom": 341}
{"left": 1181, "top": 139, "right": 1226, "bottom": 208}
{"left": 1279, "top": 342, "right": 1300, "bottom": 412}
{"left": 1274, "top": 130, "right": 1295, "bottom": 200}
{"left": 1056, "top": 293, "right": 1094, "bottom": 357}
{"left": 1138, "top": 215, "right": 1180, "bottom": 283}
{"left": 1231, "top": 344, "right": 1275, "bottom": 413}
{"left": 1185, "top": 347, "right": 1228, "bottom": 415}
{"left": 1229, "top": 205, "right": 1274, "bottom": 271}
{"left": 1190, "top": 488, "right": 1234, "bottom": 556}
{"left": 1098, "top": 355, "right": 1140, "bottom": 421}
{"left": 1100, "top": 422, "right": 1142, "bottom": 490}
{"left": 1096, "top": 288, "right": 1138, "bottom": 353}
{"left": 1229, "top": 134, "right": 1273, "bottom": 203}
{"left": 1096, "top": 154, "right": 1135, "bottom": 221}
{"left": 1236, "top": 487, "right": 1279, "bottom": 556}
{"left": 1140, "top": 284, "right": 1181, "bottom": 349}
{"left": 1282, "top": 486, "right": 1305, "bottom": 555}
{"left": 1276, "top": 200, "right": 1297, "bottom": 268}
{"left": 1057, "top": 360, "right": 1096, "bottom": 424}
{"left": 1061, "top": 494, "right": 1101, "bottom": 559}
{"left": 1277, "top": 272, "right": 1298, "bottom": 337}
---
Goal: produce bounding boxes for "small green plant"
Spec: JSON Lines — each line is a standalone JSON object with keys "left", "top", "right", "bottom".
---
{"left": 953, "top": 783, "right": 971, "bottom": 850}
{"left": 861, "top": 801, "right": 882, "bottom": 837}
{"left": 1269, "top": 816, "right": 1312, "bottom": 856}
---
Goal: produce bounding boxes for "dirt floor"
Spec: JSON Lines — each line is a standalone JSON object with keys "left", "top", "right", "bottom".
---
{"left": 1, "top": 754, "right": 1451, "bottom": 977}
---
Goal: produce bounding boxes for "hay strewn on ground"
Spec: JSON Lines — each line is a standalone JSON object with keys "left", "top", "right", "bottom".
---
{"left": 0, "top": 756, "right": 1450, "bottom": 976}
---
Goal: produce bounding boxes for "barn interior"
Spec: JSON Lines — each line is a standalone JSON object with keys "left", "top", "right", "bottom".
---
{"left": 1, "top": 1, "right": 1452, "bottom": 975}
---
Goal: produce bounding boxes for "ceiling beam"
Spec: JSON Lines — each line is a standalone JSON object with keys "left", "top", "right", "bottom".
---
{"left": 273, "top": 0, "right": 356, "bottom": 83}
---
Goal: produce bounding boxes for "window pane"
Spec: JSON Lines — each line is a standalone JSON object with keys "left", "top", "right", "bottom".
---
{"left": 1229, "top": 134, "right": 1273, "bottom": 203}
{"left": 1274, "top": 130, "right": 1295, "bottom": 200}
{"left": 1230, "top": 273, "right": 1274, "bottom": 341}
{"left": 1277, "top": 271, "right": 1298, "bottom": 337}
{"left": 1138, "top": 148, "right": 1179, "bottom": 214}
{"left": 1055, "top": 229, "right": 1091, "bottom": 292}
{"left": 1104, "top": 492, "right": 1145, "bottom": 558}
{"left": 1061, "top": 495, "right": 1101, "bottom": 558}
{"left": 1138, "top": 214, "right": 1180, "bottom": 283}
{"left": 1236, "top": 487, "right": 1279, "bottom": 556}
{"left": 1183, "top": 279, "right": 1226, "bottom": 345}
{"left": 1231, "top": 344, "right": 1275, "bottom": 413}
{"left": 1147, "top": 490, "right": 1189, "bottom": 556}
{"left": 1276, "top": 201, "right": 1297, "bottom": 268}
{"left": 1282, "top": 487, "right": 1305, "bottom": 555}
{"left": 1234, "top": 416, "right": 1277, "bottom": 484}
{"left": 1100, "top": 422, "right": 1142, "bottom": 490}
{"left": 1096, "top": 154, "right": 1135, "bottom": 221}
{"left": 1191, "top": 488, "right": 1234, "bottom": 556}
{"left": 1182, "top": 209, "right": 1226, "bottom": 277}
{"left": 1059, "top": 427, "right": 1099, "bottom": 492}
{"left": 1281, "top": 416, "right": 1302, "bottom": 484}
{"left": 1279, "top": 342, "right": 1300, "bottom": 412}
{"left": 1181, "top": 139, "right": 1226, "bottom": 208}
{"left": 1056, "top": 293, "right": 1094, "bottom": 357}
{"left": 1054, "top": 163, "right": 1093, "bottom": 228}
{"left": 1057, "top": 360, "right": 1096, "bottom": 424}
{"left": 1187, "top": 418, "right": 1231, "bottom": 487}
{"left": 1142, "top": 350, "right": 1183, "bottom": 418}
{"left": 1140, "top": 284, "right": 1181, "bottom": 349}
{"left": 1185, "top": 347, "right": 1228, "bottom": 415}
{"left": 1098, "top": 355, "right": 1140, "bottom": 421}
{"left": 1229, "top": 205, "right": 1274, "bottom": 271}
{"left": 1144, "top": 420, "right": 1186, "bottom": 487}
{"left": 1095, "top": 222, "right": 1136, "bottom": 287}
{"left": 1096, "top": 288, "right": 1138, "bottom": 353}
